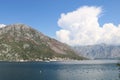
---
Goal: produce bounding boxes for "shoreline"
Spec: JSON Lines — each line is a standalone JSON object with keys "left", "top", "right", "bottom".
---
{"left": 0, "top": 60, "right": 119, "bottom": 64}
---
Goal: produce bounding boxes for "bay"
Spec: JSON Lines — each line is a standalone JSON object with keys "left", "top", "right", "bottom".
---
{"left": 0, "top": 60, "right": 119, "bottom": 80}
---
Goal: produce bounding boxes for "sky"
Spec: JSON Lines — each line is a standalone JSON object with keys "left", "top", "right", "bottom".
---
{"left": 0, "top": 0, "right": 120, "bottom": 46}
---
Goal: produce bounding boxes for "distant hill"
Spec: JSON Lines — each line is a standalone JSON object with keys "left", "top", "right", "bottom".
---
{"left": 73, "top": 44, "right": 120, "bottom": 59}
{"left": 0, "top": 24, "right": 85, "bottom": 61}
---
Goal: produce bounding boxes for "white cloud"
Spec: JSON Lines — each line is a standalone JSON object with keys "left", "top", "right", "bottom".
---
{"left": 56, "top": 6, "right": 120, "bottom": 46}
{"left": 0, "top": 24, "right": 6, "bottom": 28}
{"left": 56, "top": 30, "right": 70, "bottom": 42}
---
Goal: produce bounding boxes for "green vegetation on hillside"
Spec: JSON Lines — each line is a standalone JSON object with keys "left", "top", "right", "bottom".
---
{"left": 0, "top": 24, "right": 85, "bottom": 61}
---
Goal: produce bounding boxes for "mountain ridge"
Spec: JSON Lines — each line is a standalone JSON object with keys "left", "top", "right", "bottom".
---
{"left": 0, "top": 24, "right": 85, "bottom": 61}
{"left": 73, "top": 43, "right": 120, "bottom": 59}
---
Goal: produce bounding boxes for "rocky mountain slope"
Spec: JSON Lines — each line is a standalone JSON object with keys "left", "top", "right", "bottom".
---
{"left": 74, "top": 44, "right": 120, "bottom": 59}
{"left": 0, "top": 24, "right": 85, "bottom": 61}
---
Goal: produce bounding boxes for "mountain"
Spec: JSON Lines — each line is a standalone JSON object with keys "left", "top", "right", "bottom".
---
{"left": 73, "top": 44, "right": 120, "bottom": 59}
{"left": 0, "top": 24, "right": 85, "bottom": 61}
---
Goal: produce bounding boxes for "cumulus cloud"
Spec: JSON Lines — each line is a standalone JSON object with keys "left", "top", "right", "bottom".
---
{"left": 0, "top": 24, "right": 6, "bottom": 28}
{"left": 56, "top": 6, "right": 120, "bottom": 46}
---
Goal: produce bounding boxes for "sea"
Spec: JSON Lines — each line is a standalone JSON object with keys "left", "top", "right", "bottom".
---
{"left": 0, "top": 60, "right": 119, "bottom": 80}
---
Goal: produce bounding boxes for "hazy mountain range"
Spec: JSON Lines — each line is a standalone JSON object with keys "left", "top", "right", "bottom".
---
{"left": 73, "top": 44, "right": 120, "bottom": 59}
{"left": 0, "top": 24, "right": 85, "bottom": 61}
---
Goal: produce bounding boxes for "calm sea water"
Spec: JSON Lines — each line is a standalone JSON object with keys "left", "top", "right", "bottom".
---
{"left": 0, "top": 60, "right": 119, "bottom": 80}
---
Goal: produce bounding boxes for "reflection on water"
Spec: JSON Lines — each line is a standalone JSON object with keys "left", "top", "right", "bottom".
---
{"left": 0, "top": 60, "right": 119, "bottom": 80}
{"left": 118, "top": 64, "right": 120, "bottom": 79}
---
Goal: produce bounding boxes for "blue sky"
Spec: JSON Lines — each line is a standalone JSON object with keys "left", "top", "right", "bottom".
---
{"left": 0, "top": 0, "right": 120, "bottom": 41}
